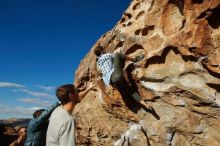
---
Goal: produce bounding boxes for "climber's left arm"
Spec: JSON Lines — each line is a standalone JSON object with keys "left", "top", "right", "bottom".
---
{"left": 78, "top": 82, "right": 96, "bottom": 100}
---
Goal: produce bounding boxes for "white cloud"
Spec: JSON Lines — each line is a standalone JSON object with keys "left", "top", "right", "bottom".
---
{"left": 16, "top": 88, "right": 54, "bottom": 99}
{"left": 34, "top": 85, "right": 54, "bottom": 92}
{"left": 0, "top": 82, "right": 25, "bottom": 88}
{"left": 0, "top": 82, "right": 55, "bottom": 98}
{"left": 0, "top": 104, "right": 41, "bottom": 116}
{"left": 18, "top": 98, "right": 51, "bottom": 107}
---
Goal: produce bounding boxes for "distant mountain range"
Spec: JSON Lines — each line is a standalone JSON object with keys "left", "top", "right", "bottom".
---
{"left": 0, "top": 118, "right": 31, "bottom": 127}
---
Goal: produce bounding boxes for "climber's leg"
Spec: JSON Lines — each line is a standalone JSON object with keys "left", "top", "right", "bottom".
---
{"left": 111, "top": 53, "right": 125, "bottom": 85}
{"left": 140, "top": 100, "right": 153, "bottom": 110}
{"left": 110, "top": 53, "right": 153, "bottom": 110}
{"left": 130, "top": 89, "right": 153, "bottom": 110}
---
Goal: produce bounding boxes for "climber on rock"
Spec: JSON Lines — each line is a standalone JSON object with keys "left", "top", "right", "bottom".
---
{"left": 94, "top": 45, "right": 153, "bottom": 111}
{"left": 46, "top": 83, "right": 95, "bottom": 146}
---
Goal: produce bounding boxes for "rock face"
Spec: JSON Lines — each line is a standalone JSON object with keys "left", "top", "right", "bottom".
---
{"left": 0, "top": 124, "right": 18, "bottom": 146}
{"left": 74, "top": 0, "right": 220, "bottom": 145}
{"left": 0, "top": 118, "right": 30, "bottom": 146}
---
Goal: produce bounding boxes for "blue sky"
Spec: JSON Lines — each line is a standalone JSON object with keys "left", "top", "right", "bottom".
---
{"left": 0, "top": 0, "right": 130, "bottom": 119}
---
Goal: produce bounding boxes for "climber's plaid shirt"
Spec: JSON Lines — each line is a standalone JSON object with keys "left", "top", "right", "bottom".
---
{"left": 97, "top": 53, "right": 114, "bottom": 86}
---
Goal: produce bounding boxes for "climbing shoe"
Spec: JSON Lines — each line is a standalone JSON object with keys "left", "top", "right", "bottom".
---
{"left": 144, "top": 101, "right": 154, "bottom": 111}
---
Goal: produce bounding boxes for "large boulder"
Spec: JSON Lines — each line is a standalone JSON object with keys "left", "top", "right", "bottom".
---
{"left": 74, "top": 0, "right": 220, "bottom": 145}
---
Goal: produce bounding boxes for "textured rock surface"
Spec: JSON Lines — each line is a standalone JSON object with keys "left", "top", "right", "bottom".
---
{"left": 0, "top": 118, "right": 30, "bottom": 145}
{"left": 74, "top": 0, "right": 220, "bottom": 145}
